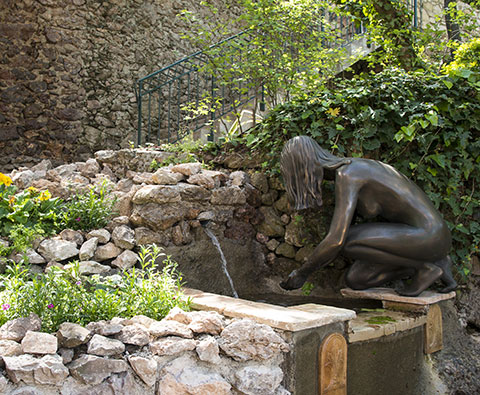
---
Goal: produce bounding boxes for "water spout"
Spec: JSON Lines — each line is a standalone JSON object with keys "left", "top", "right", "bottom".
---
{"left": 203, "top": 227, "right": 239, "bottom": 298}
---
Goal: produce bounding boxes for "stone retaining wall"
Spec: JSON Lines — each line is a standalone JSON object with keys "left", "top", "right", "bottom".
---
{"left": 0, "top": 0, "right": 241, "bottom": 171}
{"left": 0, "top": 308, "right": 290, "bottom": 394}
{"left": 3, "top": 149, "right": 339, "bottom": 297}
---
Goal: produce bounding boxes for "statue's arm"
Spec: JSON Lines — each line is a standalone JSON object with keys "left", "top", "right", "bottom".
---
{"left": 302, "top": 174, "right": 359, "bottom": 272}
{"left": 281, "top": 172, "right": 359, "bottom": 290}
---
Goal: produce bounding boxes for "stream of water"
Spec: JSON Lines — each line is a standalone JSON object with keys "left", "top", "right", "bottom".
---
{"left": 203, "top": 228, "right": 239, "bottom": 298}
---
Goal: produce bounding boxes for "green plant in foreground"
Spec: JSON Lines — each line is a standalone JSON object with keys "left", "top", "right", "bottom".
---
{"left": 0, "top": 244, "right": 190, "bottom": 332}
{"left": 0, "top": 176, "right": 63, "bottom": 238}
{"left": 61, "top": 182, "right": 117, "bottom": 231}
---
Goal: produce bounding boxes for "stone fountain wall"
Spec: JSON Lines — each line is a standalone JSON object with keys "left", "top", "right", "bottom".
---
{"left": 3, "top": 148, "right": 342, "bottom": 298}
{"left": 0, "top": 0, "right": 241, "bottom": 171}
{"left": 0, "top": 308, "right": 290, "bottom": 394}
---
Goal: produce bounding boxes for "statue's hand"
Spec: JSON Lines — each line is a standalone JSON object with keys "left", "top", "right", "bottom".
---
{"left": 280, "top": 270, "right": 307, "bottom": 290}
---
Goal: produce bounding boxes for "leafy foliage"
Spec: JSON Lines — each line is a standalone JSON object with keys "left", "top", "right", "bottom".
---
{"left": 60, "top": 182, "right": 117, "bottom": 231}
{"left": 180, "top": 0, "right": 355, "bottom": 113}
{"left": 0, "top": 179, "right": 63, "bottom": 239}
{"left": 243, "top": 67, "right": 480, "bottom": 276}
{"left": 0, "top": 245, "right": 191, "bottom": 332}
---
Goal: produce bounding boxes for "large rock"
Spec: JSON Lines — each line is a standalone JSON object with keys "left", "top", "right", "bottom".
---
{"left": 171, "top": 162, "right": 202, "bottom": 176}
{"left": 188, "top": 173, "right": 219, "bottom": 189}
{"left": 256, "top": 206, "right": 285, "bottom": 237}
{"left": 275, "top": 242, "right": 296, "bottom": 259}
{"left": 94, "top": 242, "right": 122, "bottom": 262}
{"left": 0, "top": 339, "right": 22, "bottom": 357}
{"left": 86, "top": 229, "right": 111, "bottom": 244}
{"left": 152, "top": 168, "right": 184, "bottom": 184}
{"left": 65, "top": 260, "right": 110, "bottom": 275}
{"left": 111, "top": 249, "right": 138, "bottom": 270}
{"left": 13, "top": 248, "right": 46, "bottom": 265}
{"left": 219, "top": 319, "right": 289, "bottom": 362}
{"left": 79, "top": 158, "right": 101, "bottom": 178}
{"left": 149, "top": 320, "right": 193, "bottom": 339}
{"left": 68, "top": 354, "right": 128, "bottom": 385}
{"left": 57, "top": 323, "right": 91, "bottom": 348}
{"left": 285, "top": 220, "right": 310, "bottom": 248}
{"left": 176, "top": 183, "right": 211, "bottom": 201}
{"left": 130, "top": 202, "right": 188, "bottom": 231}
{"left": 150, "top": 336, "right": 196, "bottom": 356}
{"left": 87, "top": 334, "right": 125, "bottom": 356}
{"left": 115, "top": 324, "right": 150, "bottom": 346}
{"left": 0, "top": 313, "right": 41, "bottom": 342}
{"left": 21, "top": 331, "right": 57, "bottom": 354}
{"left": 235, "top": 365, "right": 284, "bottom": 394}
{"left": 134, "top": 226, "right": 170, "bottom": 246}
{"left": 188, "top": 311, "right": 224, "bottom": 335}
{"left": 128, "top": 355, "right": 157, "bottom": 387}
{"left": 171, "top": 221, "right": 192, "bottom": 246}
{"left": 196, "top": 335, "right": 221, "bottom": 364}
{"left": 86, "top": 320, "right": 123, "bottom": 336}
{"left": 33, "top": 354, "right": 69, "bottom": 386}
{"left": 38, "top": 239, "right": 79, "bottom": 262}
{"left": 210, "top": 186, "right": 246, "bottom": 205}
{"left": 4, "top": 354, "right": 68, "bottom": 385}
{"left": 3, "top": 354, "right": 37, "bottom": 384}
{"left": 158, "top": 355, "right": 232, "bottom": 394}
{"left": 112, "top": 225, "right": 135, "bottom": 249}
{"left": 59, "top": 229, "right": 84, "bottom": 246}
{"left": 132, "top": 185, "right": 181, "bottom": 204}
{"left": 165, "top": 306, "right": 192, "bottom": 325}
{"left": 79, "top": 237, "right": 98, "bottom": 261}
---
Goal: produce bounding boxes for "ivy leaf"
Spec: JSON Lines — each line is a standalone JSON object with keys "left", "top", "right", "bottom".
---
{"left": 443, "top": 80, "right": 453, "bottom": 89}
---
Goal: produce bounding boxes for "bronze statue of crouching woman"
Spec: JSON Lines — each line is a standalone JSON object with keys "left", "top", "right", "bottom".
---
{"left": 280, "top": 135, "right": 457, "bottom": 297}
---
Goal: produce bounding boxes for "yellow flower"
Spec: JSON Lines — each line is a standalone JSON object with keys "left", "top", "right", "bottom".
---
{"left": 326, "top": 107, "right": 340, "bottom": 117}
{"left": 27, "top": 186, "right": 38, "bottom": 194}
{"left": 39, "top": 190, "right": 51, "bottom": 201}
{"left": 0, "top": 173, "right": 12, "bottom": 187}
{"left": 8, "top": 196, "right": 15, "bottom": 206}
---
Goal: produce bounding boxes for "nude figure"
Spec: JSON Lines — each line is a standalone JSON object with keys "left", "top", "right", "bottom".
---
{"left": 280, "top": 135, "right": 457, "bottom": 296}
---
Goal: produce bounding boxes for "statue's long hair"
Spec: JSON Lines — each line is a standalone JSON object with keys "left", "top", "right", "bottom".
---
{"left": 280, "top": 136, "right": 350, "bottom": 210}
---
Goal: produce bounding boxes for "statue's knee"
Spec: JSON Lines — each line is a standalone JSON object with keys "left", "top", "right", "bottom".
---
{"left": 345, "top": 267, "right": 367, "bottom": 289}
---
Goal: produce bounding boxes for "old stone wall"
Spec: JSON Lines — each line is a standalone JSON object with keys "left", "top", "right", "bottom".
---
{"left": 0, "top": 309, "right": 290, "bottom": 394}
{"left": 0, "top": 0, "right": 241, "bottom": 172}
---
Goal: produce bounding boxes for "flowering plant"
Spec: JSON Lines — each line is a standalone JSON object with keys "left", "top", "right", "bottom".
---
{"left": 0, "top": 175, "right": 63, "bottom": 238}
{"left": 0, "top": 245, "right": 190, "bottom": 332}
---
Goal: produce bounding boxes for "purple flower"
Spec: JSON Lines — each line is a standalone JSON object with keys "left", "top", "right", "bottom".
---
{"left": 2, "top": 304, "right": 10, "bottom": 311}
{"left": 76, "top": 281, "right": 82, "bottom": 286}
{"left": 75, "top": 217, "right": 81, "bottom": 222}
{"left": 47, "top": 303, "right": 54, "bottom": 309}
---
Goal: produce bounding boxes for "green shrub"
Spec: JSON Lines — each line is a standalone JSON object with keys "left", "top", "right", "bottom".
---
{"left": 0, "top": 176, "right": 63, "bottom": 239}
{"left": 0, "top": 245, "right": 191, "bottom": 332}
{"left": 61, "top": 182, "right": 117, "bottom": 231}
{"left": 243, "top": 67, "right": 480, "bottom": 277}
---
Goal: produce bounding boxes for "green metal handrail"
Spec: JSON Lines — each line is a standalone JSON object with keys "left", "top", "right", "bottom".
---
{"left": 135, "top": 1, "right": 420, "bottom": 146}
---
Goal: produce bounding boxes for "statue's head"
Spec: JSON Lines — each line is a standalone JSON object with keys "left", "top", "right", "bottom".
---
{"left": 280, "top": 136, "right": 348, "bottom": 210}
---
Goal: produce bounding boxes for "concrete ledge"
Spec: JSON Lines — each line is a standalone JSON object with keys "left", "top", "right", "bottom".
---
{"left": 184, "top": 288, "right": 356, "bottom": 332}
{"left": 341, "top": 288, "right": 456, "bottom": 305}
{"left": 347, "top": 310, "right": 427, "bottom": 343}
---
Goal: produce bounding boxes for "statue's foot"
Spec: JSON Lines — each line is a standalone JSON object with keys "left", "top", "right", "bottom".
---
{"left": 280, "top": 270, "right": 308, "bottom": 290}
{"left": 399, "top": 263, "right": 443, "bottom": 297}
{"left": 435, "top": 256, "right": 457, "bottom": 293}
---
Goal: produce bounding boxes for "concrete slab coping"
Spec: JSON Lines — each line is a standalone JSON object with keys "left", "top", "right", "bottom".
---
{"left": 184, "top": 288, "right": 356, "bottom": 332}
{"left": 347, "top": 309, "right": 427, "bottom": 343}
{"left": 340, "top": 287, "right": 456, "bottom": 306}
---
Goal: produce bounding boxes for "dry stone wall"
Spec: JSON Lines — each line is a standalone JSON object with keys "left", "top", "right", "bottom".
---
{"left": 0, "top": 0, "right": 241, "bottom": 172}
{"left": 0, "top": 308, "right": 290, "bottom": 394}
{"left": 3, "top": 148, "right": 342, "bottom": 297}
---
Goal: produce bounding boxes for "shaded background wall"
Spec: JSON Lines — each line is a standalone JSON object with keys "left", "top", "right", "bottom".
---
{"left": 0, "top": 0, "right": 240, "bottom": 172}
